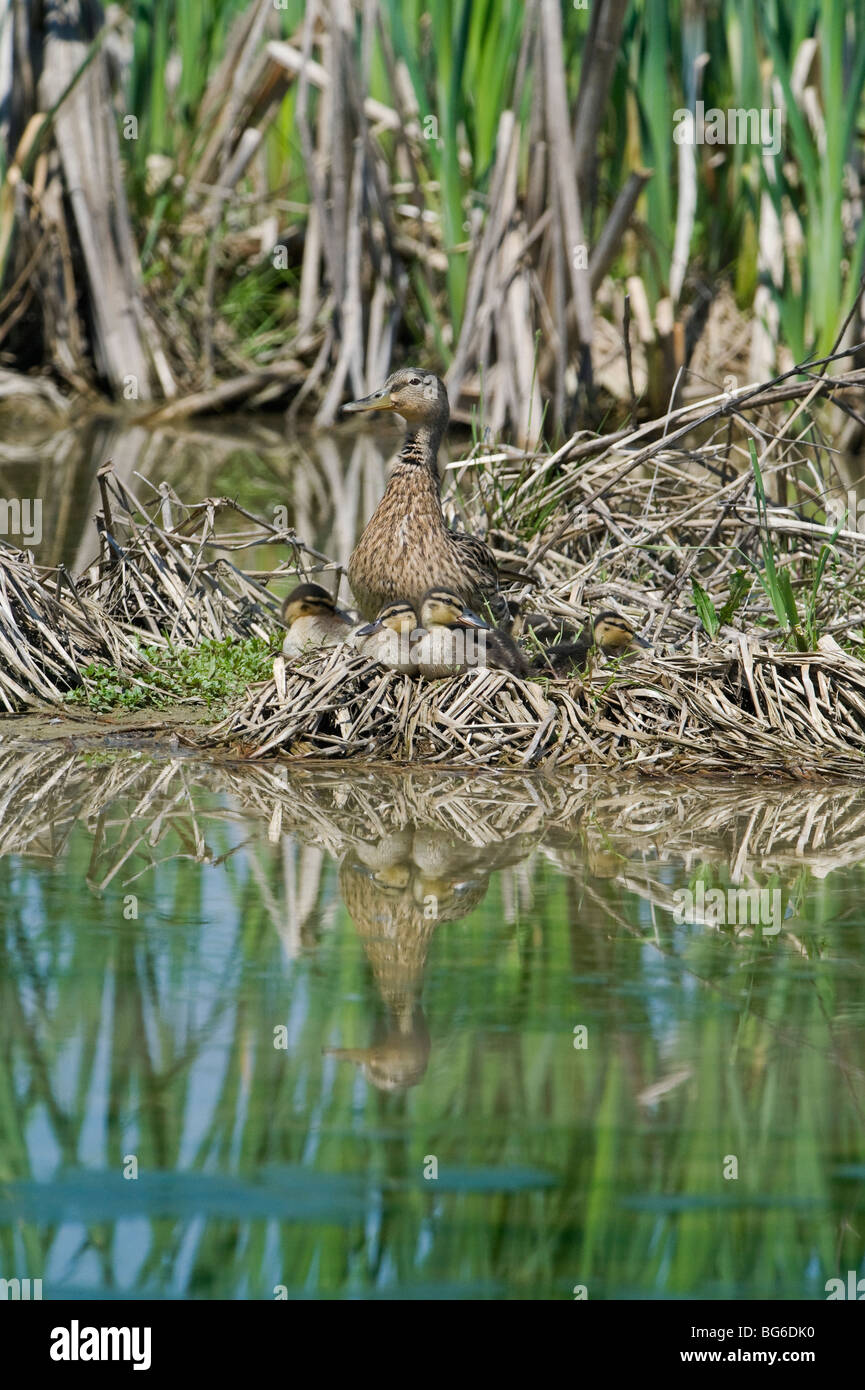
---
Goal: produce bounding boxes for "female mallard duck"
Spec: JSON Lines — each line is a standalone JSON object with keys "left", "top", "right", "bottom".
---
{"left": 536, "top": 611, "right": 651, "bottom": 674}
{"left": 417, "top": 587, "right": 530, "bottom": 678}
{"left": 353, "top": 599, "right": 419, "bottom": 673}
{"left": 343, "top": 369, "right": 505, "bottom": 622}
{"left": 281, "top": 582, "right": 353, "bottom": 659}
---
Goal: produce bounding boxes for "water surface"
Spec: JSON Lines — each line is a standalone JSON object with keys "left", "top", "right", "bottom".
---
{"left": 1, "top": 750, "right": 863, "bottom": 1299}
{"left": 1, "top": 412, "right": 864, "bottom": 1300}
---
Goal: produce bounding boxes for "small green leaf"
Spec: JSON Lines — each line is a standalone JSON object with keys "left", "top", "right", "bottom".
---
{"left": 691, "top": 578, "right": 719, "bottom": 638}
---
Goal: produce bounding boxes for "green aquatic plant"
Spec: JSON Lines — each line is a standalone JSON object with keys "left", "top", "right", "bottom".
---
{"left": 745, "top": 440, "right": 805, "bottom": 649}
{"left": 691, "top": 578, "right": 720, "bottom": 639}
{"left": 692, "top": 569, "right": 754, "bottom": 639}
{"left": 65, "top": 635, "right": 279, "bottom": 713}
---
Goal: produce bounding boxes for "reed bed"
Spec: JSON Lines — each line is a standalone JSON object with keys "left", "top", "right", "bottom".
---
{"left": 207, "top": 641, "right": 865, "bottom": 777}
{"left": 0, "top": 467, "right": 305, "bottom": 711}
{"left": 80, "top": 469, "right": 306, "bottom": 644}
{"left": 0, "top": 541, "right": 145, "bottom": 710}
{"left": 203, "top": 357, "right": 865, "bottom": 777}
{"left": 4, "top": 2, "right": 865, "bottom": 439}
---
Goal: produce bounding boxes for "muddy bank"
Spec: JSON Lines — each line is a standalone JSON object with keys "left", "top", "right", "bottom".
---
{"left": 0, "top": 705, "right": 216, "bottom": 752}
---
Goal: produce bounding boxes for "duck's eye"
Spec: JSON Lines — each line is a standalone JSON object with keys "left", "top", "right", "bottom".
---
{"left": 408, "top": 376, "right": 421, "bottom": 385}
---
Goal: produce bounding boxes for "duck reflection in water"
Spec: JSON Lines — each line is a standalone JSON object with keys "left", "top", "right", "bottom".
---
{"left": 327, "top": 825, "right": 533, "bottom": 1091}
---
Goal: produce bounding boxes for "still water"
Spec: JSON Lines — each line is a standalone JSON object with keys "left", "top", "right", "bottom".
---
{"left": 1, "top": 750, "right": 864, "bottom": 1300}
{"left": 0, "top": 407, "right": 441, "bottom": 573}
{"left": 1, "top": 411, "right": 864, "bottom": 1299}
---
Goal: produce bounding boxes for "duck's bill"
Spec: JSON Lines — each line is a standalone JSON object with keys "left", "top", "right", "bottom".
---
{"left": 632, "top": 633, "right": 653, "bottom": 649}
{"left": 356, "top": 618, "right": 383, "bottom": 635}
{"left": 343, "top": 389, "right": 395, "bottom": 413}
{"left": 457, "top": 608, "right": 491, "bottom": 630}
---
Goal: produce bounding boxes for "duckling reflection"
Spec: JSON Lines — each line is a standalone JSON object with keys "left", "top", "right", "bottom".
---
{"left": 329, "top": 824, "right": 532, "bottom": 1091}
{"left": 353, "top": 829, "right": 414, "bottom": 873}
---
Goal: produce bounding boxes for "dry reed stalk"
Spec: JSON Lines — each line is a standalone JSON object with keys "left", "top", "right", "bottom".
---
{"left": 0, "top": 541, "right": 149, "bottom": 710}
{"left": 198, "top": 639, "right": 865, "bottom": 780}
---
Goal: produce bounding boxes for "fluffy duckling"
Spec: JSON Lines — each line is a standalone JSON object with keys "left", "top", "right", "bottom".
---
{"left": 416, "top": 587, "right": 530, "bottom": 678}
{"left": 281, "top": 583, "right": 353, "bottom": 660}
{"left": 536, "top": 610, "right": 651, "bottom": 674}
{"left": 483, "top": 622, "right": 531, "bottom": 677}
{"left": 353, "top": 599, "right": 419, "bottom": 673}
{"left": 415, "top": 587, "right": 489, "bottom": 678}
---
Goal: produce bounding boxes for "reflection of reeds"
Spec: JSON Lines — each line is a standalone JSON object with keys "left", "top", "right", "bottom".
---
{"left": 7, "top": 747, "right": 865, "bottom": 888}
{"left": 3, "top": 750, "right": 865, "bottom": 1297}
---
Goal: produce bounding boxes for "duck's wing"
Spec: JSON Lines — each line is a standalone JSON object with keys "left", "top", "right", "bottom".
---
{"left": 446, "top": 529, "right": 513, "bottom": 626}
{"left": 448, "top": 529, "right": 499, "bottom": 586}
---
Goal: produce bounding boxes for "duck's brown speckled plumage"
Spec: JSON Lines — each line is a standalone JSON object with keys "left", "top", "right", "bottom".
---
{"left": 343, "top": 369, "right": 501, "bottom": 620}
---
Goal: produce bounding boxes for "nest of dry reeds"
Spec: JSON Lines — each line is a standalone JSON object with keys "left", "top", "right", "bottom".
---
{"left": 0, "top": 541, "right": 146, "bottom": 709}
{"left": 0, "top": 470, "right": 318, "bottom": 712}
{"left": 81, "top": 469, "right": 306, "bottom": 644}
{"left": 202, "top": 355, "right": 865, "bottom": 778}
{"left": 202, "top": 637, "right": 865, "bottom": 778}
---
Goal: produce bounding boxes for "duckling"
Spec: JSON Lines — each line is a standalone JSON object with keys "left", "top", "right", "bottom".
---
{"left": 353, "top": 830, "right": 415, "bottom": 873}
{"left": 415, "top": 587, "right": 489, "bottom": 678}
{"left": 352, "top": 599, "right": 419, "bottom": 673}
{"left": 281, "top": 583, "right": 353, "bottom": 659}
{"left": 536, "top": 610, "right": 651, "bottom": 674}
{"left": 416, "top": 587, "right": 530, "bottom": 678}
{"left": 483, "top": 618, "right": 531, "bottom": 677}
{"left": 343, "top": 369, "right": 506, "bottom": 622}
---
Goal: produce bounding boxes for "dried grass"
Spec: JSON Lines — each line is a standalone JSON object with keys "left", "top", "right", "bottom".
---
{"left": 0, "top": 542, "right": 145, "bottom": 710}
{"left": 204, "top": 639, "right": 865, "bottom": 778}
